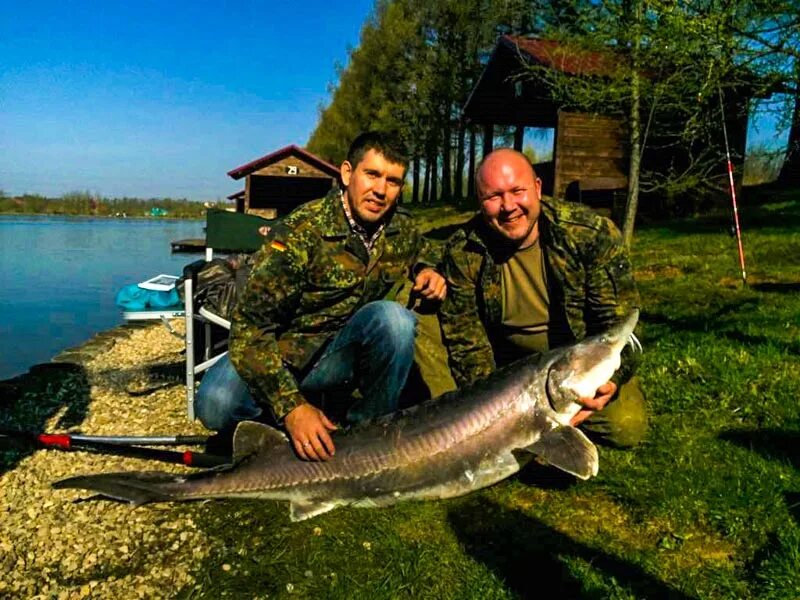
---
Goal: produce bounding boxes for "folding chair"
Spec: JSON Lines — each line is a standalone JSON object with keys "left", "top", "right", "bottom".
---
{"left": 183, "top": 209, "right": 273, "bottom": 420}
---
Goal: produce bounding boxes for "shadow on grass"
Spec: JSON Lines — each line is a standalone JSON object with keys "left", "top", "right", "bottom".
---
{"left": 448, "top": 498, "right": 694, "bottom": 599}
{"left": 642, "top": 305, "right": 800, "bottom": 356}
{"left": 641, "top": 299, "right": 757, "bottom": 335}
{"left": 786, "top": 492, "right": 800, "bottom": 526}
{"left": 515, "top": 460, "right": 581, "bottom": 490}
{"left": 0, "top": 362, "right": 91, "bottom": 475}
{"left": 638, "top": 189, "right": 800, "bottom": 234}
{"left": 718, "top": 429, "right": 800, "bottom": 470}
{"left": 750, "top": 282, "right": 800, "bottom": 294}
{"left": 720, "top": 429, "right": 800, "bottom": 527}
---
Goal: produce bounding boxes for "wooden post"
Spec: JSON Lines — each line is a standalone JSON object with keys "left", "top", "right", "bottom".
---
{"left": 467, "top": 126, "right": 477, "bottom": 200}
{"left": 454, "top": 121, "right": 466, "bottom": 201}
{"left": 412, "top": 156, "right": 421, "bottom": 205}
{"left": 482, "top": 123, "right": 493, "bottom": 157}
{"left": 514, "top": 124, "right": 524, "bottom": 151}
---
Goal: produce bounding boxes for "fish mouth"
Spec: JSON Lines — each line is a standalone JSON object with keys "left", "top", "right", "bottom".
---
{"left": 546, "top": 310, "right": 640, "bottom": 416}
{"left": 596, "top": 310, "right": 640, "bottom": 350}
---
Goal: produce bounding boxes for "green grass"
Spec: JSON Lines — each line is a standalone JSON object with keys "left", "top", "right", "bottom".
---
{"left": 6, "top": 192, "right": 800, "bottom": 599}
{"left": 182, "top": 194, "right": 800, "bottom": 599}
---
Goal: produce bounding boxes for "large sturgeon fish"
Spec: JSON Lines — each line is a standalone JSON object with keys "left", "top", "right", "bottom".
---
{"left": 54, "top": 310, "right": 640, "bottom": 521}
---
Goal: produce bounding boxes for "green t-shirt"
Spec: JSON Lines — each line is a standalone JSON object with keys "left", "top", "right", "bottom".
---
{"left": 497, "top": 239, "right": 550, "bottom": 364}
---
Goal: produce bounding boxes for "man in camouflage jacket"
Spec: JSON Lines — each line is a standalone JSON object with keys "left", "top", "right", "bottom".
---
{"left": 440, "top": 148, "right": 646, "bottom": 447}
{"left": 195, "top": 132, "right": 446, "bottom": 461}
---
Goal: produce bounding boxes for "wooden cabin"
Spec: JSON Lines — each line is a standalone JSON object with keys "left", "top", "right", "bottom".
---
{"left": 463, "top": 36, "right": 751, "bottom": 216}
{"left": 227, "top": 145, "right": 340, "bottom": 219}
{"left": 227, "top": 189, "right": 245, "bottom": 213}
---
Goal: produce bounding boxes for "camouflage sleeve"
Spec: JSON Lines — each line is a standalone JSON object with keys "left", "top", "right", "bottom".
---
{"left": 583, "top": 217, "right": 641, "bottom": 385}
{"left": 229, "top": 227, "right": 310, "bottom": 420}
{"left": 439, "top": 235, "right": 495, "bottom": 387}
{"left": 414, "top": 234, "right": 444, "bottom": 273}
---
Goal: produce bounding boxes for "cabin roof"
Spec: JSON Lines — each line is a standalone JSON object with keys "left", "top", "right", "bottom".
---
{"left": 227, "top": 145, "right": 340, "bottom": 180}
{"left": 463, "top": 36, "right": 627, "bottom": 125}
{"left": 500, "top": 35, "right": 620, "bottom": 77}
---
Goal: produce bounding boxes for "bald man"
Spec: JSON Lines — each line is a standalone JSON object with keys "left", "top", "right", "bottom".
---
{"left": 439, "top": 148, "right": 647, "bottom": 447}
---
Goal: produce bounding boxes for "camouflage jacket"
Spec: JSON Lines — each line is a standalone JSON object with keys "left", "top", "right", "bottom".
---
{"left": 230, "top": 189, "right": 435, "bottom": 420}
{"left": 440, "top": 198, "right": 640, "bottom": 388}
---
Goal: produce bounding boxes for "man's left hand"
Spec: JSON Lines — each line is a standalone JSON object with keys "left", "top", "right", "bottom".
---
{"left": 412, "top": 268, "right": 447, "bottom": 301}
{"left": 570, "top": 381, "right": 617, "bottom": 426}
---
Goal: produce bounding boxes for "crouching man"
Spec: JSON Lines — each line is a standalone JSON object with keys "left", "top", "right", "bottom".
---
{"left": 439, "top": 148, "right": 647, "bottom": 447}
{"left": 195, "top": 132, "right": 446, "bottom": 460}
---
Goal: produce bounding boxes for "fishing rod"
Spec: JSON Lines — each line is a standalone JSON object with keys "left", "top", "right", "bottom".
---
{"left": 45, "top": 433, "right": 209, "bottom": 446}
{"left": 718, "top": 86, "right": 747, "bottom": 285}
{"left": 0, "top": 429, "right": 228, "bottom": 468}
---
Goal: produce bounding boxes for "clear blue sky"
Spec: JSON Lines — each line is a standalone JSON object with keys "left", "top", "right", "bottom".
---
{"left": 0, "top": 0, "right": 376, "bottom": 200}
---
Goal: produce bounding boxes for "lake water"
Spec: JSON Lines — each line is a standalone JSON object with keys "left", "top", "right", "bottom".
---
{"left": 0, "top": 215, "right": 204, "bottom": 380}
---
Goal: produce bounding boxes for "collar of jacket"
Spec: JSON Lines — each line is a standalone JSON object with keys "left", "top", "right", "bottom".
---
{"left": 460, "top": 199, "right": 572, "bottom": 332}
{"left": 317, "top": 188, "right": 400, "bottom": 240}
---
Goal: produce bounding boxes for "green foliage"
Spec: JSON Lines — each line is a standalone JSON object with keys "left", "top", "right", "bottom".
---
{"left": 309, "top": 0, "right": 797, "bottom": 216}
{"left": 524, "top": 0, "right": 799, "bottom": 222}
{"left": 307, "top": 0, "right": 531, "bottom": 203}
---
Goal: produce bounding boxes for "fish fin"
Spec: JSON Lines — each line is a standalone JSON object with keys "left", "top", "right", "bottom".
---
{"left": 232, "top": 421, "right": 288, "bottom": 461}
{"left": 525, "top": 426, "right": 599, "bottom": 480}
{"left": 289, "top": 500, "right": 338, "bottom": 522}
{"left": 52, "top": 471, "right": 180, "bottom": 505}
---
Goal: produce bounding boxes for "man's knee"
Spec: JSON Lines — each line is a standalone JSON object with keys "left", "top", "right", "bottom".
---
{"left": 359, "top": 300, "right": 416, "bottom": 347}
{"left": 194, "top": 355, "right": 259, "bottom": 431}
{"left": 194, "top": 385, "right": 231, "bottom": 431}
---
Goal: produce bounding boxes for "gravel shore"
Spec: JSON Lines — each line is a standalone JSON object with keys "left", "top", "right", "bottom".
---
{"left": 0, "top": 321, "right": 215, "bottom": 599}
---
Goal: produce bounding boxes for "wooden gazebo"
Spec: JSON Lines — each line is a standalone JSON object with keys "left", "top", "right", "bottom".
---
{"left": 227, "top": 145, "right": 340, "bottom": 219}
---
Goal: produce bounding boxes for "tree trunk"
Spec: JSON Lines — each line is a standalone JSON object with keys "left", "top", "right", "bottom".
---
{"left": 442, "top": 116, "right": 452, "bottom": 202}
{"left": 467, "top": 126, "right": 477, "bottom": 200}
{"left": 514, "top": 124, "right": 524, "bottom": 151}
{"left": 455, "top": 121, "right": 466, "bottom": 202}
{"left": 412, "top": 155, "right": 421, "bottom": 205}
{"left": 623, "top": 71, "right": 641, "bottom": 247}
{"left": 778, "top": 63, "right": 800, "bottom": 185}
{"left": 622, "top": 1, "right": 642, "bottom": 247}
{"left": 482, "top": 123, "right": 494, "bottom": 157}
{"left": 430, "top": 149, "right": 439, "bottom": 204}
{"left": 422, "top": 156, "right": 431, "bottom": 206}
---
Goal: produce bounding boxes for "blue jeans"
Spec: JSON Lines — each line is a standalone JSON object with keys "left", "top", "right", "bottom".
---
{"left": 194, "top": 300, "right": 417, "bottom": 431}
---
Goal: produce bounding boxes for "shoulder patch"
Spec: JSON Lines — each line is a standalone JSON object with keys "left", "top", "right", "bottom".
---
{"left": 270, "top": 239, "right": 287, "bottom": 252}
{"left": 546, "top": 198, "right": 606, "bottom": 232}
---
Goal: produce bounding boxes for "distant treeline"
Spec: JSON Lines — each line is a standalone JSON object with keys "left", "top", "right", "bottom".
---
{"left": 0, "top": 191, "right": 222, "bottom": 218}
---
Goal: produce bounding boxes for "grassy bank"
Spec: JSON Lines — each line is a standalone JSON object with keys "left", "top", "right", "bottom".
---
{"left": 2, "top": 191, "right": 798, "bottom": 599}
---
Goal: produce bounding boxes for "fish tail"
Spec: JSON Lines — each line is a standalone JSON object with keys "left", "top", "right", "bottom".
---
{"left": 52, "top": 471, "right": 183, "bottom": 505}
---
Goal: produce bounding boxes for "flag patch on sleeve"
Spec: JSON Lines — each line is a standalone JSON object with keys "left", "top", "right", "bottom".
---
{"left": 270, "top": 240, "right": 287, "bottom": 252}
